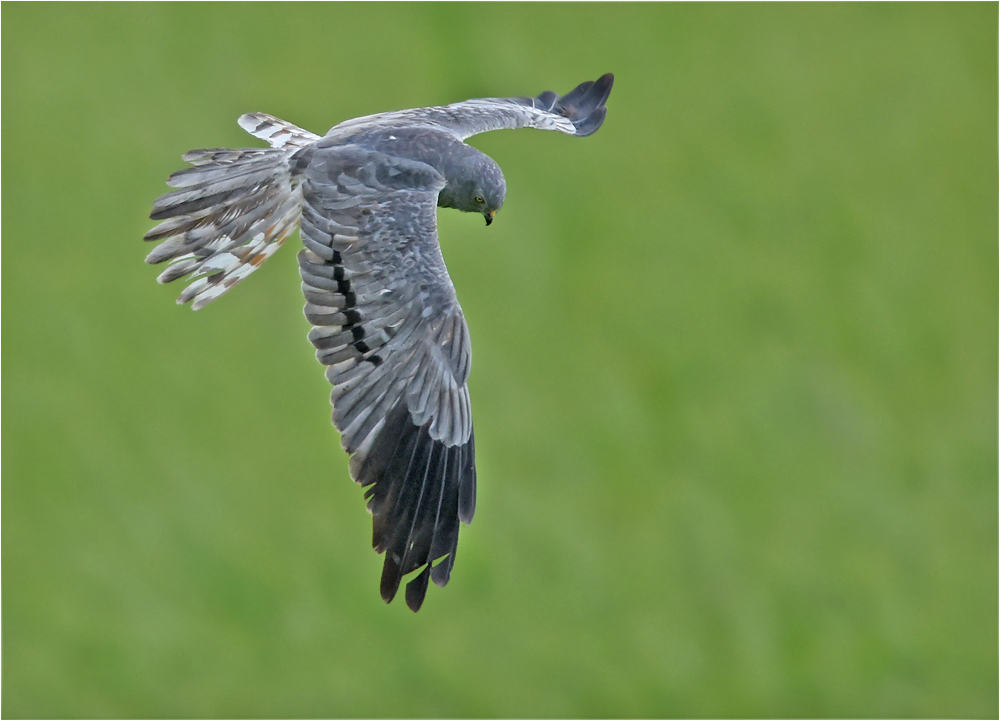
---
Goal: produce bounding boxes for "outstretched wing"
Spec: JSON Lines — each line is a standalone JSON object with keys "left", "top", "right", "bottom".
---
{"left": 329, "top": 73, "right": 614, "bottom": 141}
{"left": 297, "top": 141, "right": 476, "bottom": 612}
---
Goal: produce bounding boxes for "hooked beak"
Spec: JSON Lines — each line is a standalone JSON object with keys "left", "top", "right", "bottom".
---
{"left": 485, "top": 210, "right": 495, "bottom": 226}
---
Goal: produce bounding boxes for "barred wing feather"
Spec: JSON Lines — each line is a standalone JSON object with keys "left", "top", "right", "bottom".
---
{"left": 298, "top": 143, "right": 476, "bottom": 611}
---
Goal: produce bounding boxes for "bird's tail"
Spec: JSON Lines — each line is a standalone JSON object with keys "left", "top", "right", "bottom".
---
{"left": 144, "top": 113, "right": 320, "bottom": 310}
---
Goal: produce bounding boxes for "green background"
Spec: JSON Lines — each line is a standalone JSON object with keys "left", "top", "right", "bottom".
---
{"left": 3, "top": 3, "right": 996, "bottom": 717}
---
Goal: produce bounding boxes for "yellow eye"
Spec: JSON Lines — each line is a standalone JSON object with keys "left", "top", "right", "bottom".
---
{"left": 475, "top": 196, "right": 484, "bottom": 204}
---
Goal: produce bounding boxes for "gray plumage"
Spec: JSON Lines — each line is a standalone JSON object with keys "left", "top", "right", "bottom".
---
{"left": 145, "top": 74, "right": 614, "bottom": 611}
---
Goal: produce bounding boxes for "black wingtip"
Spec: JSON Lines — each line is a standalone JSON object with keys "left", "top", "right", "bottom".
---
{"left": 359, "top": 403, "right": 476, "bottom": 611}
{"left": 380, "top": 555, "right": 403, "bottom": 604}
{"left": 551, "top": 73, "right": 615, "bottom": 137}
{"left": 594, "top": 73, "right": 614, "bottom": 106}
{"left": 458, "top": 433, "right": 477, "bottom": 523}
{"left": 405, "top": 564, "right": 432, "bottom": 612}
{"left": 431, "top": 551, "right": 456, "bottom": 588}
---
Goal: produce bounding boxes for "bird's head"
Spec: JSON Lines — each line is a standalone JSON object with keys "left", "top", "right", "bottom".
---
{"left": 473, "top": 160, "right": 506, "bottom": 226}
{"left": 438, "top": 147, "right": 506, "bottom": 225}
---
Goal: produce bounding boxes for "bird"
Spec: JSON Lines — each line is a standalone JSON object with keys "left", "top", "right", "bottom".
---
{"left": 144, "top": 74, "right": 614, "bottom": 611}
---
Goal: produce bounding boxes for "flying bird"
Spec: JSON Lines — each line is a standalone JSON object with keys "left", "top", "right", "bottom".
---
{"left": 145, "top": 74, "right": 614, "bottom": 611}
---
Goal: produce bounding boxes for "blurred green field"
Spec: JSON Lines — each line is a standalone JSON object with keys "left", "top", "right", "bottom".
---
{"left": 2, "top": 3, "right": 996, "bottom": 718}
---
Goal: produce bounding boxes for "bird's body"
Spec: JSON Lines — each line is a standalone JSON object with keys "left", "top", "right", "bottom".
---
{"left": 145, "top": 74, "right": 613, "bottom": 611}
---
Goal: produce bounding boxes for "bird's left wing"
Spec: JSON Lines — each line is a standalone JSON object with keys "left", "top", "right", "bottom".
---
{"left": 298, "top": 142, "right": 476, "bottom": 612}
{"left": 329, "top": 73, "right": 614, "bottom": 141}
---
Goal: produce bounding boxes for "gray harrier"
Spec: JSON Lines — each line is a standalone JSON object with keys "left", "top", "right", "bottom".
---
{"left": 145, "top": 74, "right": 614, "bottom": 611}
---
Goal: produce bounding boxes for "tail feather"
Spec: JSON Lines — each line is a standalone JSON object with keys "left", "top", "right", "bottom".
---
{"left": 164, "top": 155, "right": 283, "bottom": 189}
{"left": 150, "top": 159, "right": 285, "bottom": 219}
{"left": 145, "top": 113, "right": 318, "bottom": 309}
{"left": 182, "top": 148, "right": 273, "bottom": 166}
{"left": 238, "top": 112, "right": 320, "bottom": 149}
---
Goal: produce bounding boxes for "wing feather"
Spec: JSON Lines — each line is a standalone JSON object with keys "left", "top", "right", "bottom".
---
{"left": 328, "top": 73, "right": 613, "bottom": 141}
{"left": 299, "top": 143, "right": 476, "bottom": 611}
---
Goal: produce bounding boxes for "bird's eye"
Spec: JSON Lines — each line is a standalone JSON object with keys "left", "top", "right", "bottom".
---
{"left": 475, "top": 196, "right": 484, "bottom": 204}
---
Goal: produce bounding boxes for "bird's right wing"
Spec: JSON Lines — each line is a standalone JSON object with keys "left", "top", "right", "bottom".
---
{"left": 298, "top": 142, "right": 476, "bottom": 612}
{"left": 330, "top": 73, "right": 614, "bottom": 141}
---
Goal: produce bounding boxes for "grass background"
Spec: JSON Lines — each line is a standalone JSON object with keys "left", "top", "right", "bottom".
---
{"left": 2, "top": 3, "right": 996, "bottom": 717}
